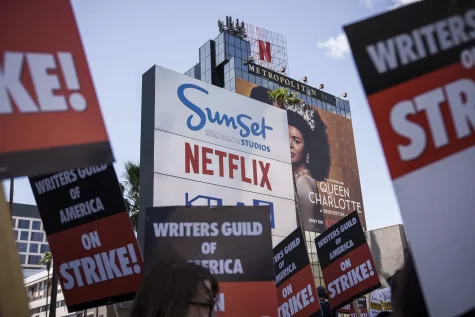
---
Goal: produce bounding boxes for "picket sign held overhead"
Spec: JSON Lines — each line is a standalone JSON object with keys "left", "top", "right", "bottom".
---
{"left": 345, "top": 1, "right": 475, "bottom": 316}
{"left": 144, "top": 206, "right": 278, "bottom": 317}
{"left": 29, "top": 164, "right": 144, "bottom": 312}
{"left": 315, "top": 211, "right": 380, "bottom": 311}
{"left": 0, "top": 0, "right": 113, "bottom": 179}
{"left": 273, "top": 228, "right": 321, "bottom": 317}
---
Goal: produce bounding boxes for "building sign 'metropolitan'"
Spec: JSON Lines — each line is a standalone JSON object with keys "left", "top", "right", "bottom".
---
{"left": 247, "top": 63, "right": 337, "bottom": 106}
{"left": 139, "top": 65, "right": 297, "bottom": 249}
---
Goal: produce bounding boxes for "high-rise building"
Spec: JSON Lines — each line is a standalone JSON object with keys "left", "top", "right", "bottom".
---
{"left": 11, "top": 203, "right": 49, "bottom": 273}
{"left": 24, "top": 269, "right": 108, "bottom": 317}
{"left": 184, "top": 17, "right": 351, "bottom": 119}
{"left": 183, "top": 18, "right": 353, "bottom": 289}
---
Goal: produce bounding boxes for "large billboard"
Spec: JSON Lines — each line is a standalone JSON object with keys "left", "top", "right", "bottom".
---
{"left": 139, "top": 65, "right": 297, "bottom": 248}
{"left": 236, "top": 77, "right": 366, "bottom": 232}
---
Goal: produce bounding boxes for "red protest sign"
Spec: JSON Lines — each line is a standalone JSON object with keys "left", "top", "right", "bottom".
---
{"left": 0, "top": 0, "right": 113, "bottom": 178}
{"left": 48, "top": 212, "right": 143, "bottom": 312}
{"left": 274, "top": 228, "right": 320, "bottom": 317}
{"left": 315, "top": 211, "right": 380, "bottom": 310}
{"left": 344, "top": 2, "right": 475, "bottom": 316}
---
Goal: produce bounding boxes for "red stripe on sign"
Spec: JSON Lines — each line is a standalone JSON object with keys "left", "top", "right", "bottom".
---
{"left": 322, "top": 245, "right": 380, "bottom": 309}
{"left": 217, "top": 281, "right": 278, "bottom": 317}
{"left": 276, "top": 264, "right": 321, "bottom": 317}
{"left": 47, "top": 212, "right": 143, "bottom": 308}
{"left": 368, "top": 62, "right": 475, "bottom": 179}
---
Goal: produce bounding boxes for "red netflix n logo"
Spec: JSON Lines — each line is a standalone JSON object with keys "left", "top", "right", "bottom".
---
{"left": 258, "top": 40, "right": 272, "bottom": 62}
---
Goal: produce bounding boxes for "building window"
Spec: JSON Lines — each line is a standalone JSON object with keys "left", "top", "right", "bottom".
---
{"left": 13, "top": 229, "right": 18, "bottom": 240}
{"left": 18, "top": 219, "right": 30, "bottom": 229}
{"left": 32, "top": 220, "right": 41, "bottom": 230}
{"left": 29, "top": 243, "right": 39, "bottom": 253}
{"left": 28, "top": 255, "right": 42, "bottom": 265}
{"left": 12, "top": 218, "right": 16, "bottom": 228}
{"left": 19, "top": 231, "right": 29, "bottom": 241}
{"left": 20, "top": 254, "right": 26, "bottom": 264}
{"left": 30, "top": 232, "right": 44, "bottom": 242}
{"left": 41, "top": 244, "right": 50, "bottom": 253}
{"left": 17, "top": 242, "right": 28, "bottom": 252}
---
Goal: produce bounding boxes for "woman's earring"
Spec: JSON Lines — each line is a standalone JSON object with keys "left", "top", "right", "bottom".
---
{"left": 306, "top": 153, "right": 310, "bottom": 164}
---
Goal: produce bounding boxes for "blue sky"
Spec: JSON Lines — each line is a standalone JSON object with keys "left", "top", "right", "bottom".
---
{"left": 3, "top": 0, "right": 421, "bottom": 230}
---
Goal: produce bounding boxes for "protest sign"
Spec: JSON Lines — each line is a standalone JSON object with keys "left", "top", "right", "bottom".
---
{"left": 339, "top": 297, "right": 368, "bottom": 317}
{"left": 29, "top": 164, "right": 143, "bottom": 311}
{"left": 144, "top": 206, "right": 278, "bottom": 317}
{"left": 369, "top": 288, "right": 391, "bottom": 317}
{"left": 273, "top": 228, "right": 320, "bottom": 317}
{"left": 344, "top": 1, "right": 475, "bottom": 316}
{"left": 0, "top": 185, "right": 29, "bottom": 317}
{"left": 0, "top": 0, "right": 113, "bottom": 179}
{"left": 315, "top": 211, "right": 380, "bottom": 310}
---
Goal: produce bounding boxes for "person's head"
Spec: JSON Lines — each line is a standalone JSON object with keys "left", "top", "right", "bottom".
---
{"left": 286, "top": 103, "right": 330, "bottom": 179}
{"left": 391, "top": 249, "right": 428, "bottom": 317}
{"left": 130, "top": 261, "right": 220, "bottom": 317}
{"left": 317, "top": 286, "right": 327, "bottom": 299}
{"left": 376, "top": 311, "right": 392, "bottom": 317}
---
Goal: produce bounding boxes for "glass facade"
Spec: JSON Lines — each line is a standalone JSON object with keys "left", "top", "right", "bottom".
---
{"left": 32, "top": 220, "right": 41, "bottom": 230}
{"left": 18, "top": 219, "right": 30, "bottom": 229}
{"left": 199, "top": 41, "right": 213, "bottom": 84}
{"left": 12, "top": 215, "right": 50, "bottom": 268}
{"left": 186, "top": 32, "right": 350, "bottom": 119}
{"left": 28, "top": 255, "right": 42, "bottom": 265}
{"left": 30, "top": 232, "right": 44, "bottom": 242}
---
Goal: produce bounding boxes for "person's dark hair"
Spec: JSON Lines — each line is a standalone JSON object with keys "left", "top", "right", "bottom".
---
{"left": 376, "top": 311, "right": 392, "bottom": 317}
{"left": 130, "top": 261, "right": 219, "bottom": 317}
{"left": 249, "top": 86, "right": 273, "bottom": 105}
{"left": 287, "top": 105, "right": 331, "bottom": 180}
{"left": 391, "top": 249, "right": 428, "bottom": 317}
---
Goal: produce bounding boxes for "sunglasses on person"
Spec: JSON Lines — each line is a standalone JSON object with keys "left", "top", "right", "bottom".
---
{"left": 190, "top": 298, "right": 217, "bottom": 317}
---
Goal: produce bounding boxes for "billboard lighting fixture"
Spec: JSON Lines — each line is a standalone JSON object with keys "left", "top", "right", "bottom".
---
{"left": 301, "top": 76, "right": 308, "bottom": 83}
{"left": 319, "top": 84, "right": 324, "bottom": 89}
{"left": 339, "top": 92, "right": 348, "bottom": 98}
{"left": 280, "top": 67, "right": 286, "bottom": 73}
{"left": 243, "top": 56, "right": 255, "bottom": 65}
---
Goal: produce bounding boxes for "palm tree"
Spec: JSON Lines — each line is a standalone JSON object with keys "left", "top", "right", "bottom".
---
{"left": 121, "top": 161, "right": 140, "bottom": 232}
{"left": 38, "top": 252, "right": 58, "bottom": 317}
{"left": 268, "top": 87, "right": 302, "bottom": 109}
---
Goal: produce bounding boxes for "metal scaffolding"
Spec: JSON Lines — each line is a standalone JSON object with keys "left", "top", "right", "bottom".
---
{"left": 244, "top": 23, "right": 289, "bottom": 75}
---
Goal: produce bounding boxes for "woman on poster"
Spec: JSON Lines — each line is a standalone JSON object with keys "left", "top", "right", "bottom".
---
{"left": 286, "top": 103, "right": 331, "bottom": 233}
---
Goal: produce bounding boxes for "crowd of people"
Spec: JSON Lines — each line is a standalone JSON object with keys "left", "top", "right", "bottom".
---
{"left": 129, "top": 249, "right": 428, "bottom": 317}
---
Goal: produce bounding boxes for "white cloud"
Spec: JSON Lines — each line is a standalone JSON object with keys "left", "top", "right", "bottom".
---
{"left": 317, "top": 33, "right": 350, "bottom": 60}
{"left": 360, "top": 0, "right": 374, "bottom": 9}
{"left": 391, "top": 0, "right": 422, "bottom": 9}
